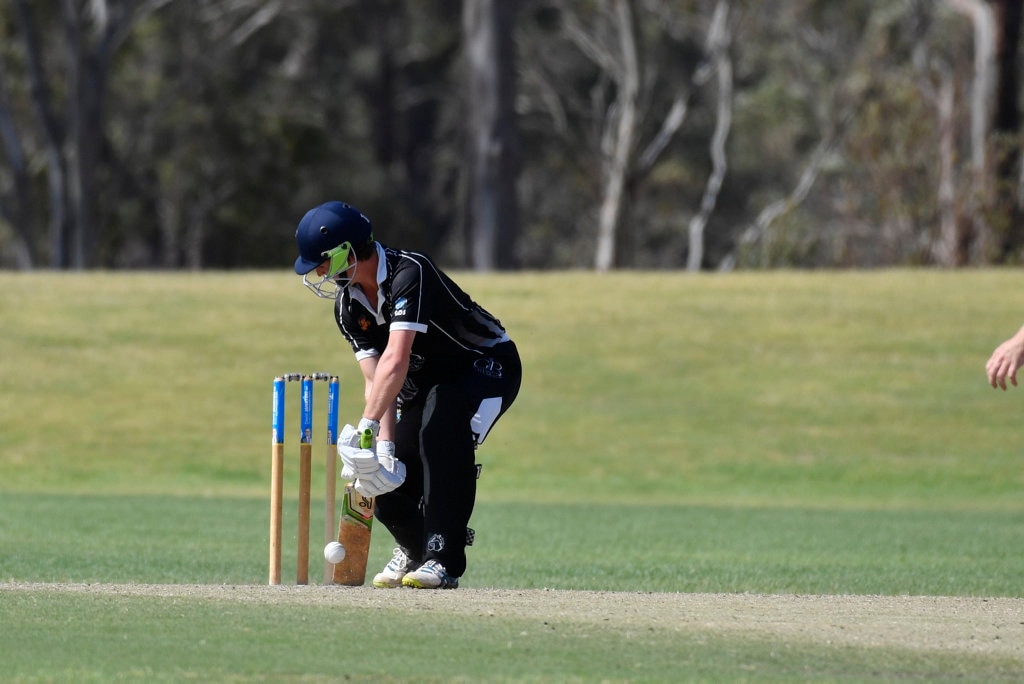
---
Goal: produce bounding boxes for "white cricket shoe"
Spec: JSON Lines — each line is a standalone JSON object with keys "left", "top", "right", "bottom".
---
{"left": 401, "top": 560, "right": 459, "bottom": 589}
{"left": 372, "top": 547, "right": 415, "bottom": 588}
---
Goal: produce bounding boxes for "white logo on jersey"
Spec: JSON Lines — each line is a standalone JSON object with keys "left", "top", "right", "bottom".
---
{"left": 474, "top": 358, "right": 503, "bottom": 379}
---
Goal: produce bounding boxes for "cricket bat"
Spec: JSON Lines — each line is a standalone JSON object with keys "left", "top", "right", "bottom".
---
{"left": 331, "top": 428, "right": 375, "bottom": 585}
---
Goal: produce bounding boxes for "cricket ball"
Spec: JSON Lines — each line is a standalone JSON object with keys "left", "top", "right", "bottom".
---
{"left": 324, "top": 541, "right": 346, "bottom": 564}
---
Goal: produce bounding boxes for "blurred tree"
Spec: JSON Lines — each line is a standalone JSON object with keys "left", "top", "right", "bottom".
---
{"left": 0, "top": 37, "right": 33, "bottom": 268}
{"left": 1, "top": 0, "right": 1022, "bottom": 270}
{"left": 945, "top": 0, "right": 998, "bottom": 263}
{"left": 462, "top": 0, "right": 521, "bottom": 270}
{"left": 525, "top": 0, "right": 724, "bottom": 270}
{"left": 986, "top": 0, "right": 1023, "bottom": 261}
{"left": 684, "top": 1, "right": 731, "bottom": 271}
{"left": 7, "top": 0, "right": 173, "bottom": 268}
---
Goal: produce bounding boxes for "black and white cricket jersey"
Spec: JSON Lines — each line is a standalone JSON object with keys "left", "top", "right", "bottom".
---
{"left": 335, "top": 243, "right": 512, "bottom": 403}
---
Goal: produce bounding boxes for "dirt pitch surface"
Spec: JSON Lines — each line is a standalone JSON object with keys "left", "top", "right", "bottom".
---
{"left": 5, "top": 582, "right": 1023, "bottom": 659}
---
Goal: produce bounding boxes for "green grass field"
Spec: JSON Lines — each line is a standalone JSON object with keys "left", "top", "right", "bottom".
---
{"left": 2, "top": 270, "right": 1023, "bottom": 681}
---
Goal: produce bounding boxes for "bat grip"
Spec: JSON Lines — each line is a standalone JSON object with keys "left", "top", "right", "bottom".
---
{"left": 359, "top": 429, "right": 373, "bottom": 449}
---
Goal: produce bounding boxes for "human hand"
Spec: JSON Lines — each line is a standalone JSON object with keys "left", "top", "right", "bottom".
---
{"left": 357, "top": 417, "right": 380, "bottom": 441}
{"left": 354, "top": 441, "right": 405, "bottom": 497}
{"left": 986, "top": 328, "right": 1024, "bottom": 390}
{"left": 354, "top": 463, "right": 405, "bottom": 497}
{"left": 375, "top": 440, "right": 396, "bottom": 464}
{"left": 337, "top": 424, "right": 379, "bottom": 479}
{"left": 338, "top": 419, "right": 380, "bottom": 448}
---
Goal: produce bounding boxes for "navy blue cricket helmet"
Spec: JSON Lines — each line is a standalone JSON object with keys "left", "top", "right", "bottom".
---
{"left": 293, "top": 201, "right": 373, "bottom": 276}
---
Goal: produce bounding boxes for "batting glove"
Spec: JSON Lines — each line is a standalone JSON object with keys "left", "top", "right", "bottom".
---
{"left": 376, "top": 440, "right": 396, "bottom": 462}
{"left": 354, "top": 448, "right": 406, "bottom": 497}
{"left": 338, "top": 420, "right": 379, "bottom": 448}
{"left": 337, "top": 424, "right": 379, "bottom": 480}
{"left": 357, "top": 417, "right": 380, "bottom": 442}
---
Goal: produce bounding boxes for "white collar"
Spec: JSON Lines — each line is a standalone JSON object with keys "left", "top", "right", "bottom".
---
{"left": 350, "top": 243, "right": 387, "bottom": 322}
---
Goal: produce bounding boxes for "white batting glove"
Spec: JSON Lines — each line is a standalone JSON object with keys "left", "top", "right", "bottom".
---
{"left": 337, "top": 424, "right": 379, "bottom": 480}
{"left": 339, "top": 446, "right": 378, "bottom": 480}
{"left": 357, "top": 417, "right": 380, "bottom": 443}
{"left": 338, "top": 421, "right": 379, "bottom": 449}
{"left": 353, "top": 441, "right": 405, "bottom": 497}
{"left": 376, "top": 440, "right": 396, "bottom": 463}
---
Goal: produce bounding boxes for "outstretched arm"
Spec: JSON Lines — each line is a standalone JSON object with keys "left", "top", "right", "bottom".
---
{"left": 359, "top": 329, "right": 416, "bottom": 429}
{"left": 339, "top": 338, "right": 414, "bottom": 498}
{"left": 986, "top": 325, "right": 1024, "bottom": 390}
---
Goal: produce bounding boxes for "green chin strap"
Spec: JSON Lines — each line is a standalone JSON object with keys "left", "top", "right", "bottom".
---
{"left": 322, "top": 242, "right": 352, "bottom": 279}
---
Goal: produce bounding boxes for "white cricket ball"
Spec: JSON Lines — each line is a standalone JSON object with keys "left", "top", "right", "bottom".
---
{"left": 324, "top": 541, "right": 346, "bottom": 564}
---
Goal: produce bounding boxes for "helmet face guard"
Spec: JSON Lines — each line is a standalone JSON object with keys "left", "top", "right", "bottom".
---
{"left": 301, "top": 242, "right": 358, "bottom": 299}
{"left": 322, "top": 241, "right": 352, "bottom": 280}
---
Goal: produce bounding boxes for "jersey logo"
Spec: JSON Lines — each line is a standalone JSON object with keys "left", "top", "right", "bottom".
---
{"left": 394, "top": 296, "right": 408, "bottom": 316}
{"left": 359, "top": 316, "right": 372, "bottom": 331}
{"left": 474, "top": 358, "right": 504, "bottom": 379}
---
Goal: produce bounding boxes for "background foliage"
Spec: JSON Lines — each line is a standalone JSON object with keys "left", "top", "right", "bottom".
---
{"left": 1, "top": 0, "right": 1021, "bottom": 270}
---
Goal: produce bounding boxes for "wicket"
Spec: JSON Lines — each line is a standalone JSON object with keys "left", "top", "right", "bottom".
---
{"left": 269, "top": 372, "right": 340, "bottom": 585}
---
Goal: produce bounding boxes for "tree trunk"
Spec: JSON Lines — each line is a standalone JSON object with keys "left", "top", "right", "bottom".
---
{"left": 687, "top": 1, "right": 731, "bottom": 272}
{"left": 463, "top": 0, "right": 521, "bottom": 271}
{"left": 945, "top": 0, "right": 996, "bottom": 262}
{"left": 991, "top": 0, "right": 1024, "bottom": 259}
{"left": 594, "top": 0, "right": 639, "bottom": 272}
{"left": 63, "top": 1, "right": 102, "bottom": 269}
{"left": 0, "top": 54, "right": 36, "bottom": 268}
{"left": 934, "top": 66, "right": 959, "bottom": 266}
{"left": 13, "top": 0, "right": 73, "bottom": 268}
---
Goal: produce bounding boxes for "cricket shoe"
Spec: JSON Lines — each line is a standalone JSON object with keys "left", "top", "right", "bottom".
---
{"left": 401, "top": 560, "right": 459, "bottom": 589}
{"left": 372, "top": 547, "right": 416, "bottom": 588}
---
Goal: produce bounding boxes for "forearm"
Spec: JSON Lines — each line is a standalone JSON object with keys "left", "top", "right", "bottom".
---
{"left": 378, "top": 401, "right": 398, "bottom": 441}
{"left": 363, "top": 350, "right": 408, "bottom": 432}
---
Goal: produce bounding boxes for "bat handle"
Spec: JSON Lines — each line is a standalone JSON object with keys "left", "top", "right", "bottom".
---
{"left": 359, "top": 428, "right": 373, "bottom": 449}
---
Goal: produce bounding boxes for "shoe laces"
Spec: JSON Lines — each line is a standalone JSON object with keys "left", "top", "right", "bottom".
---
{"left": 387, "top": 547, "right": 411, "bottom": 572}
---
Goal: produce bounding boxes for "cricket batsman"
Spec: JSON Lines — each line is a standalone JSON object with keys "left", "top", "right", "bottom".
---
{"left": 294, "top": 200, "right": 522, "bottom": 589}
